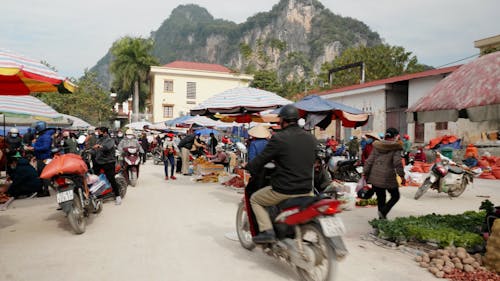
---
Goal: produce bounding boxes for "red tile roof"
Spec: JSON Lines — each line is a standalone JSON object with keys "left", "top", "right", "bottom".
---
{"left": 163, "top": 61, "right": 232, "bottom": 73}
{"left": 317, "top": 65, "right": 462, "bottom": 96}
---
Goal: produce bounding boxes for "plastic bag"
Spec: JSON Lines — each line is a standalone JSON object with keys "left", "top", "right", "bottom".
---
{"left": 89, "top": 174, "right": 110, "bottom": 195}
{"left": 356, "top": 177, "right": 367, "bottom": 192}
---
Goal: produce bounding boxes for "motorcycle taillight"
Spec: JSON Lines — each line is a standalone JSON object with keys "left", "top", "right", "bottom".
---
{"left": 316, "top": 201, "right": 341, "bottom": 215}
{"left": 55, "top": 177, "right": 70, "bottom": 188}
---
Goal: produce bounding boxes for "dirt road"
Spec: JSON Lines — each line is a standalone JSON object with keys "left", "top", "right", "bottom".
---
{"left": 1, "top": 162, "right": 498, "bottom": 281}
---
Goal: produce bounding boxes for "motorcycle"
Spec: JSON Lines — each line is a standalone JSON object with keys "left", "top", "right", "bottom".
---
{"left": 414, "top": 151, "right": 474, "bottom": 200}
{"left": 236, "top": 164, "right": 348, "bottom": 281}
{"left": 152, "top": 146, "right": 163, "bottom": 165}
{"left": 122, "top": 146, "right": 141, "bottom": 187}
{"left": 327, "top": 156, "right": 362, "bottom": 182}
{"left": 42, "top": 153, "right": 103, "bottom": 235}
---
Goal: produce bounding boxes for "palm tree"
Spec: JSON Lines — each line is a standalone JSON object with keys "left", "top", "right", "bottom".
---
{"left": 110, "top": 37, "right": 158, "bottom": 122}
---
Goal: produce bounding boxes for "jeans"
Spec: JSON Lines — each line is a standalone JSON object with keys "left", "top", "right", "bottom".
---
{"left": 163, "top": 155, "right": 175, "bottom": 177}
{"left": 373, "top": 186, "right": 400, "bottom": 217}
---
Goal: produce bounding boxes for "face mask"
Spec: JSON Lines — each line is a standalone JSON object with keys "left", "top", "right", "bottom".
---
{"left": 117, "top": 133, "right": 123, "bottom": 137}
{"left": 126, "top": 135, "right": 133, "bottom": 139}
{"left": 98, "top": 134, "right": 104, "bottom": 138}
{"left": 167, "top": 137, "right": 172, "bottom": 141}
{"left": 95, "top": 132, "right": 99, "bottom": 136}
{"left": 11, "top": 133, "right": 18, "bottom": 137}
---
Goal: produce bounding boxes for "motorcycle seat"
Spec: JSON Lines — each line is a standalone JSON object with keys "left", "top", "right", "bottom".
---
{"left": 336, "top": 159, "right": 357, "bottom": 167}
{"left": 448, "top": 166, "right": 464, "bottom": 174}
{"left": 278, "top": 196, "right": 319, "bottom": 211}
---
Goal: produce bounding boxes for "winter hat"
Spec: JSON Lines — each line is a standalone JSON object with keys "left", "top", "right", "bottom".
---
{"left": 385, "top": 128, "right": 399, "bottom": 139}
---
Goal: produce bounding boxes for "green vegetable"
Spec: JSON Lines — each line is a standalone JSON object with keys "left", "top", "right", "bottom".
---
{"left": 369, "top": 211, "right": 485, "bottom": 249}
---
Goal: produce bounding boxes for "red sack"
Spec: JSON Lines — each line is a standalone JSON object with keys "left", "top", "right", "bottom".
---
{"left": 40, "top": 153, "right": 88, "bottom": 179}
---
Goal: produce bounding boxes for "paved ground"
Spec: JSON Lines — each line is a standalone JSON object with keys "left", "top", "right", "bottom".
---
{"left": 0, "top": 161, "right": 499, "bottom": 281}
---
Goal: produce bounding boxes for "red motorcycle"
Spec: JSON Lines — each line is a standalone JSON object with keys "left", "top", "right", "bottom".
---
{"left": 235, "top": 166, "right": 348, "bottom": 281}
{"left": 122, "top": 146, "right": 141, "bottom": 187}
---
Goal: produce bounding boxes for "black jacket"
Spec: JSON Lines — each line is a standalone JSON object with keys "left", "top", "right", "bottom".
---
{"left": 9, "top": 158, "right": 42, "bottom": 197}
{"left": 246, "top": 124, "right": 318, "bottom": 195}
{"left": 178, "top": 134, "right": 195, "bottom": 150}
{"left": 95, "top": 135, "right": 116, "bottom": 164}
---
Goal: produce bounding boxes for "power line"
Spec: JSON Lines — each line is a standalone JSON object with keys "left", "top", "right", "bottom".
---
{"left": 437, "top": 53, "right": 480, "bottom": 68}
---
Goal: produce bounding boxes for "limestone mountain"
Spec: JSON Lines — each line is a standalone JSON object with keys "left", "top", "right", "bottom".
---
{"left": 90, "top": 0, "right": 382, "bottom": 89}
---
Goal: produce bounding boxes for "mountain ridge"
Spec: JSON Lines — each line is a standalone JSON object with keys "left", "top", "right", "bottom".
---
{"left": 90, "top": 0, "right": 382, "bottom": 89}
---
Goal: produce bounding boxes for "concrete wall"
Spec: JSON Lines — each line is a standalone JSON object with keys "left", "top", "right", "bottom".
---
{"left": 150, "top": 67, "right": 252, "bottom": 123}
{"left": 322, "top": 86, "right": 386, "bottom": 141}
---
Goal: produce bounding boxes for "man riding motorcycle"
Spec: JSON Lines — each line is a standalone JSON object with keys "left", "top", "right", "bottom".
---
{"left": 245, "top": 104, "right": 318, "bottom": 244}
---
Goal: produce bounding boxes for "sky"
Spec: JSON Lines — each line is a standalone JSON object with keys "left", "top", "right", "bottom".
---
{"left": 1, "top": 0, "right": 498, "bottom": 78}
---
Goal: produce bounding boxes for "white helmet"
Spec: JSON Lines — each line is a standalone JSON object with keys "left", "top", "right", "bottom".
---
{"left": 125, "top": 129, "right": 134, "bottom": 135}
{"left": 9, "top": 128, "right": 19, "bottom": 134}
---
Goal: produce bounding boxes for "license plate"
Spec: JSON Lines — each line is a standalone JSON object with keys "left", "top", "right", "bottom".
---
{"left": 319, "top": 216, "right": 346, "bottom": 237}
{"left": 56, "top": 190, "right": 74, "bottom": 204}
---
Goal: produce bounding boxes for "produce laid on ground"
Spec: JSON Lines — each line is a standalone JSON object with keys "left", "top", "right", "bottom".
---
{"left": 415, "top": 247, "right": 499, "bottom": 280}
{"left": 370, "top": 211, "right": 485, "bottom": 249}
{"left": 356, "top": 198, "right": 378, "bottom": 207}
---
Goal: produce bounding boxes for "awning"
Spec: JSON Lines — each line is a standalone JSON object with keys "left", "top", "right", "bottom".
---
{"left": 407, "top": 51, "right": 500, "bottom": 122}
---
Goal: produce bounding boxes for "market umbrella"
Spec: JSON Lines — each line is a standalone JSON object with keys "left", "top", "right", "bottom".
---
{"left": 274, "top": 95, "right": 369, "bottom": 129}
{"left": 190, "top": 87, "right": 292, "bottom": 116}
{"left": 0, "top": 95, "right": 71, "bottom": 128}
{"left": 60, "top": 114, "right": 92, "bottom": 129}
{"left": 0, "top": 49, "right": 75, "bottom": 95}
{"left": 164, "top": 115, "right": 193, "bottom": 127}
{"left": 126, "top": 121, "right": 153, "bottom": 130}
{"left": 407, "top": 52, "right": 500, "bottom": 122}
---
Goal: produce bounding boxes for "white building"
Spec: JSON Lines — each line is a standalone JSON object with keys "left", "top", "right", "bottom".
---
{"left": 149, "top": 61, "right": 253, "bottom": 123}
{"left": 317, "top": 66, "right": 461, "bottom": 143}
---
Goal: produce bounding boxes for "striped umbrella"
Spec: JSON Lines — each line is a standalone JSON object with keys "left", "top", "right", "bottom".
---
{"left": 190, "top": 87, "right": 292, "bottom": 116}
{"left": 0, "top": 95, "right": 62, "bottom": 120}
{"left": 0, "top": 49, "right": 75, "bottom": 95}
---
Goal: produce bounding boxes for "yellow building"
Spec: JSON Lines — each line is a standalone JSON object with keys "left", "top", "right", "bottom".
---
{"left": 149, "top": 61, "right": 253, "bottom": 123}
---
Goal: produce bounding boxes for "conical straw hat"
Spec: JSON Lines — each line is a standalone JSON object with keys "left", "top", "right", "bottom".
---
{"left": 248, "top": 125, "right": 271, "bottom": 139}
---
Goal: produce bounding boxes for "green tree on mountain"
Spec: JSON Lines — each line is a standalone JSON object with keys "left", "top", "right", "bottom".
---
{"left": 110, "top": 36, "right": 158, "bottom": 122}
{"left": 320, "top": 44, "right": 428, "bottom": 88}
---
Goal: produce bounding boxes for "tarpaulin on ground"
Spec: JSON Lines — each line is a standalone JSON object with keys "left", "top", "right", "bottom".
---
{"left": 427, "top": 135, "right": 461, "bottom": 149}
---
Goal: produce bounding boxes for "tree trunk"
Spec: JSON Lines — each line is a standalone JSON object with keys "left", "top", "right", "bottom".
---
{"left": 133, "top": 80, "right": 139, "bottom": 122}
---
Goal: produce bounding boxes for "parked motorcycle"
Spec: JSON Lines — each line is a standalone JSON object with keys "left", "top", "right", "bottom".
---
{"left": 42, "top": 153, "right": 102, "bottom": 235}
{"left": 414, "top": 151, "right": 474, "bottom": 200}
{"left": 236, "top": 165, "right": 348, "bottom": 281}
{"left": 327, "top": 157, "right": 362, "bottom": 182}
{"left": 122, "top": 146, "right": 141, "bottom": 187}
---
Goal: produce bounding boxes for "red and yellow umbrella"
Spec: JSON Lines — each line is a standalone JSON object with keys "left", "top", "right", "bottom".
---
{"left": 0, "top": 49, "right": 75, "bottom": 95}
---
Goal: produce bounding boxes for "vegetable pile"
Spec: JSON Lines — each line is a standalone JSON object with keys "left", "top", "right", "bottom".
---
{"left": 416, "top": 247, "right": 485, "bottom": 279}
{"left": 369, "top": 211, "right": 485, "bottom": 249}
{"left": 356, "top": 198, "right": 378, "bottom": 207}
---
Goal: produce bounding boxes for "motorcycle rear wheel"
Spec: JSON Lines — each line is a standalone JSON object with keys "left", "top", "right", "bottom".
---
{"left": 296, "top": 224, "right": 337, "bottom": 281}
{"left": 235, "top": 201, "right": 256, "bottom": 250}
{"left": 414, "top": 178, "right": 432, "bottom": 200}
{"left": 448, "top": 178, "right": 467, "bottom": 197}
{"left": 67, "top": 191, "right": 86, "bottom": 234}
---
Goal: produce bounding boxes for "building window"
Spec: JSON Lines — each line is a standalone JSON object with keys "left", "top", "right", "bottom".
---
{"left": 436, "top": 122, "right": 448, "bottom": 130}
{"left": 163, "top": 105, "right": 174, "bottom": 118}
{"left": 187, "top": 82, "right": 196, "bottom": 99}
{"left": 164, "top": 80, "right": 173, "bottom": 92}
